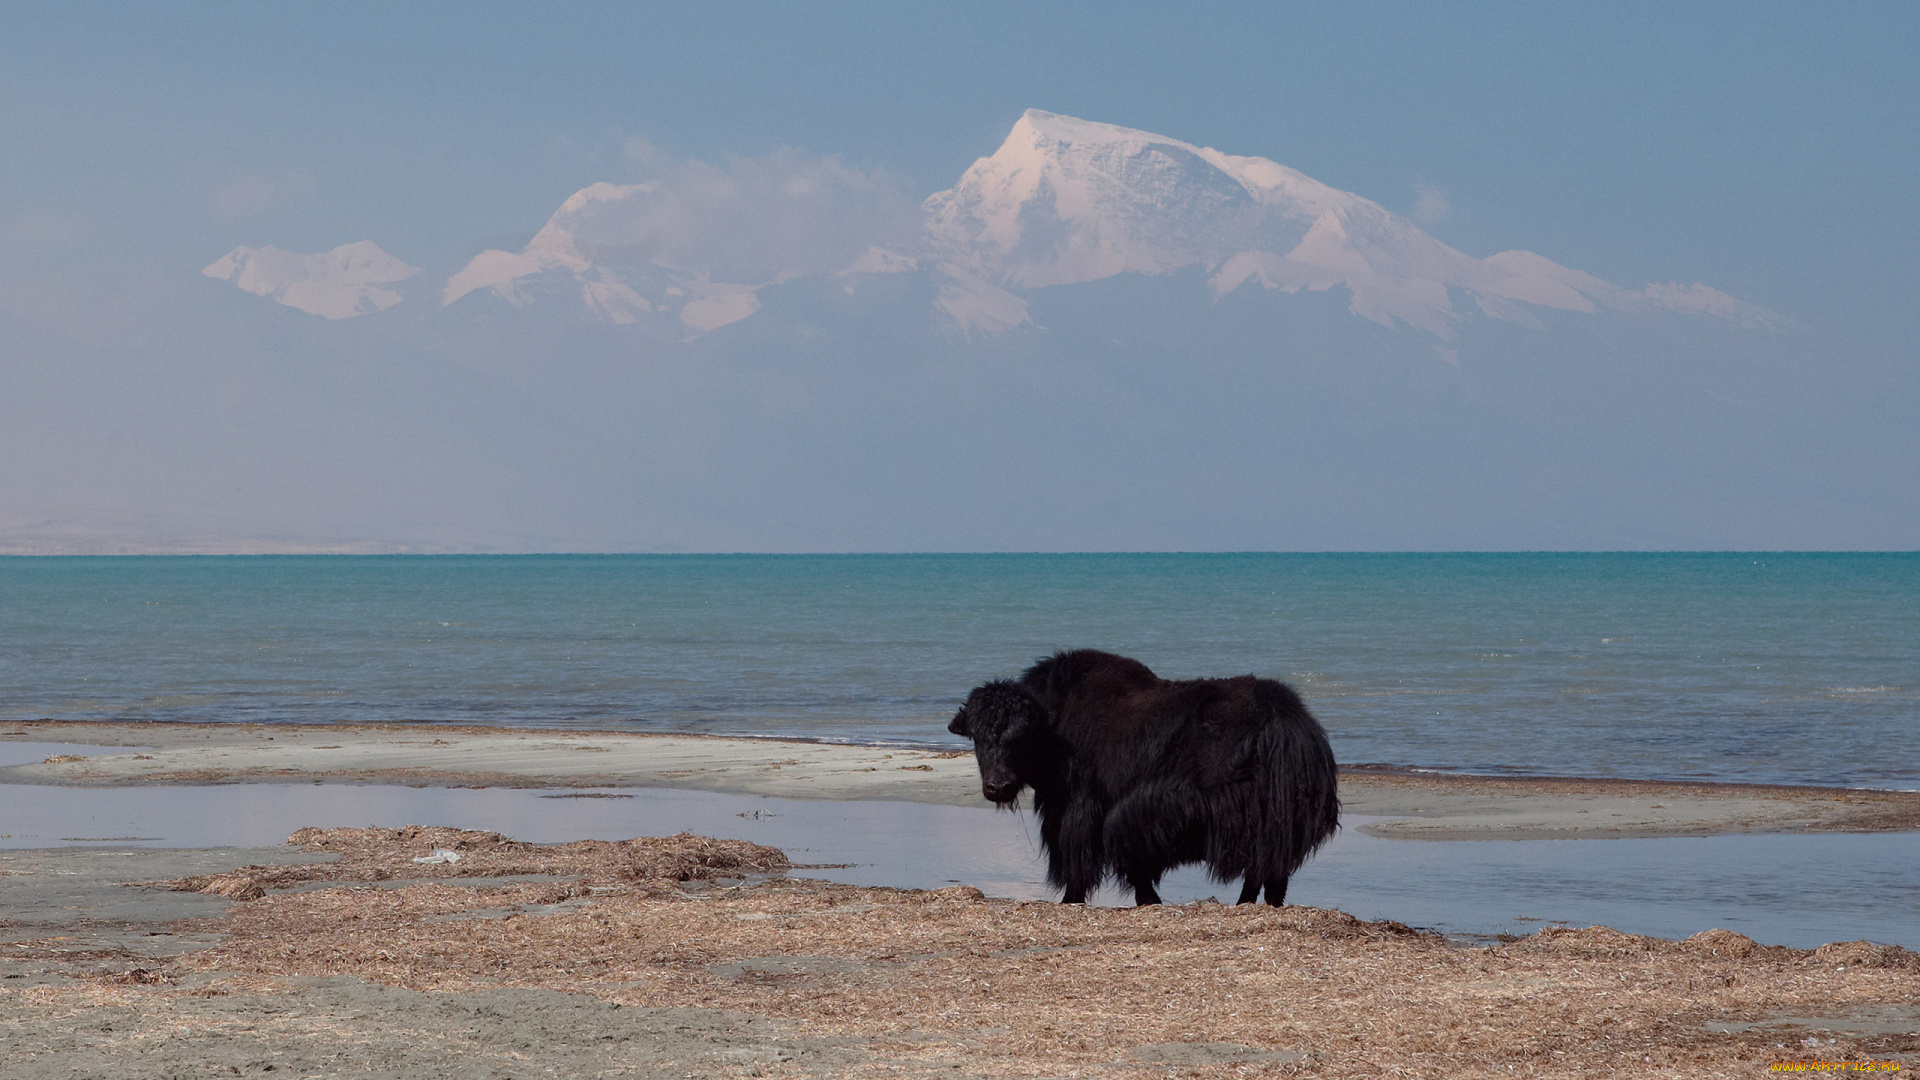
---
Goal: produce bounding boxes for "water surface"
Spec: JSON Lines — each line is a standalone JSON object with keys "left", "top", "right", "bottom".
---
{"left": 3, "top": 553, "right": 1914, "bottom": 787}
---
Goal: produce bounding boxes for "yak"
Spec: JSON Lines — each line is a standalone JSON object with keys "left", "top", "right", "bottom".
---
{"left": 948, "top": 649, "right": 1339, "bottom": 907}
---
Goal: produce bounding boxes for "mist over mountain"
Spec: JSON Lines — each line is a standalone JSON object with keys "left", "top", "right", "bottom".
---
{"left": 204, "top": 241, "right": 420, "bottom": 320}
{"left": 205, "top": 111, "right": 1776, "bottom": 344}
{"left": 4, "top": 112, "right": 1910, "bottom": 553}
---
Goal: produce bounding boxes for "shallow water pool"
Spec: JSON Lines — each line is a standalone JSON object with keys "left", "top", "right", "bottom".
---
{"left": 1, "top": 781, "right": 1913, "bottom": 950}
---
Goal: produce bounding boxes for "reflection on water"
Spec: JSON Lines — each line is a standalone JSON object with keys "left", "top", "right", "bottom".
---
{"left": 1, "top": 782, "right": 1913, "bottom": 950}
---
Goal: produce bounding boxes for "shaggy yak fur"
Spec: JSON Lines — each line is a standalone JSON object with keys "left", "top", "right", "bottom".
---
{"left": 949, "top": 649, "right": 1340, "bottom": 907}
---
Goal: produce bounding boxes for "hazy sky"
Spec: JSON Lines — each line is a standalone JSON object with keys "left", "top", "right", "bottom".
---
{"left": 3, "top": 3, "right": 1916, "bottom": 553}
{"left": 4, "top": 2, "right": 1915, "bottom": 350}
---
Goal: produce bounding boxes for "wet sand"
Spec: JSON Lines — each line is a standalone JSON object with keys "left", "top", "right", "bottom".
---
{"left": 2, "top": 827, "right": 1915, "bottom": 1078}
{"left": 6, "top": 719, "right": 1919, "bottom": 840}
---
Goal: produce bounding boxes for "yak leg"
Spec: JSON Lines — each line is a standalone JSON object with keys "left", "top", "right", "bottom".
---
{"left": 1053, "top": 798, "right": 1106, "bottom": 905}
{"left": 1264, "top": 875, "right": 1289, "bottom": 907}
{"left": 1237, "top": 872, "right": 1290, "bottom": 905}
{"left": 1104, "top": 786, "right": 1194, "bottom": 908}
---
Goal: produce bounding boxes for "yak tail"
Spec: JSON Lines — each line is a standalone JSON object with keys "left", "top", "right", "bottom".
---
{"left": 1250, "top": 681, "right": 1342, "bottom": 883}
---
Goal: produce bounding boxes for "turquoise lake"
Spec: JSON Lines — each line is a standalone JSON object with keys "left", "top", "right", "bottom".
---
{"left": 2, "top": 553, "right": 1914, "bottom": 788}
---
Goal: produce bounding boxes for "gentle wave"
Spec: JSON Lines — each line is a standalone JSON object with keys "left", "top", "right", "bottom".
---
{"left": 2, "top": 553, "right": 1916, "bottom": 789}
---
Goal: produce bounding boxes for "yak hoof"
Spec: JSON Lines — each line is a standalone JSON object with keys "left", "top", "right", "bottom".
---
{"left": 1241, "top": 878, "right": 1288, "bottom": 906}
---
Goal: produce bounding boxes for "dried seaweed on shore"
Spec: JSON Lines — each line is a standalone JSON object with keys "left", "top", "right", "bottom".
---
{"left": 102, "top": 828, "right": 1917, "bottom": 1078}
{"left": 128, "top": 826, "right": 793, "bottom": 901}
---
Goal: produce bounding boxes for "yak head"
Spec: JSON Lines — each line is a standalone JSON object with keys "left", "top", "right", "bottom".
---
{"left": 948, "top": 679, "right": 1048, "bottom": 807}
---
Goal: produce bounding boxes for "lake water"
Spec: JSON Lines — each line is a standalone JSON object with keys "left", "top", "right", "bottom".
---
{"left": 2, "top": 553, "right": 1915, "bottom": 788}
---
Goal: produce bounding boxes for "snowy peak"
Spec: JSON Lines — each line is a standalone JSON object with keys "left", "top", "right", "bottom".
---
{"left": 203, "top": 241, "right": 418, "bottom": 319}
{"left": 441, "top": 181, "right": 710, "bottom": 330}
{"left": 924, "top": 110, "right": 1777, "bottom": 337}
{"left": 926, "top": 110, "right": 1283, "bottom": 288}
{"left": 440, "top": 185, "right": 768, "bottom": 335}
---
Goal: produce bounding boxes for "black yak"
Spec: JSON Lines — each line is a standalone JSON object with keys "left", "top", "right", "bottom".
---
{"left": 948, "top": 649, "right": 1339, "bottom": 907}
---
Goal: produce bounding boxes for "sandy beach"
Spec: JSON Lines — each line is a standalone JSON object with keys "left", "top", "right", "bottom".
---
{"left": 3, "top": 720, "right": 1917, "bottom": 1076}
{"left": 7, "top": 719, "right": 1920, "bottom": 840}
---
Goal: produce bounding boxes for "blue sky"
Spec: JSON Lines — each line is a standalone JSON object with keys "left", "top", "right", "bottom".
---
{"left": 5, "top": 1, "right": 1915, "bottom": 349}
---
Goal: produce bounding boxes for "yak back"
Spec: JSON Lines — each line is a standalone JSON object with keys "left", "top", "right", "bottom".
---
{"left": 1018, "top": 650, "right": 1299, "bottom": 796}
{"left": 1020, "top": 649, "right": 1158, "bottom": 709}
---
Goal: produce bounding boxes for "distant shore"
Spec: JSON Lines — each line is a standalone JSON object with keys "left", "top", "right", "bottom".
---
{"left": 7, "top": 719, "right": 1918, "bottom": 841}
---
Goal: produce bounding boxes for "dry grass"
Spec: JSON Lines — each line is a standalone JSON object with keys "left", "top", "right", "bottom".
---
{"left": 94, "top": 828, "right": 1911, "bottom": 1078}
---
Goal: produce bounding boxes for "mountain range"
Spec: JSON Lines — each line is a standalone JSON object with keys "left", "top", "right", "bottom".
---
{"left": 207, "top": 110, "right": 1774, "bottom": 343}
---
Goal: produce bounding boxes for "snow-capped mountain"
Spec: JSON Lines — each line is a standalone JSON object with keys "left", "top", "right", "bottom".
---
{"left": 441, "top": 182, "right": 771, "bottom": 334}
{"left": 203, "top": 241, "right": 419, "bottom": 319}
{"left": 440, "top": 153, "right": 916, "bottom": 337}
{"left": 207, "top": 111, "right": 1774, "bottom": 341}
{"left": 923, "top": 110, "right": 1774, "bottom": 336}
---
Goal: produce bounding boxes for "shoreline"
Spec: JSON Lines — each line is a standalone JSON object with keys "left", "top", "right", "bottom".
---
{"left": 6, "top": 718, "right": 1919, "bottom": 841}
